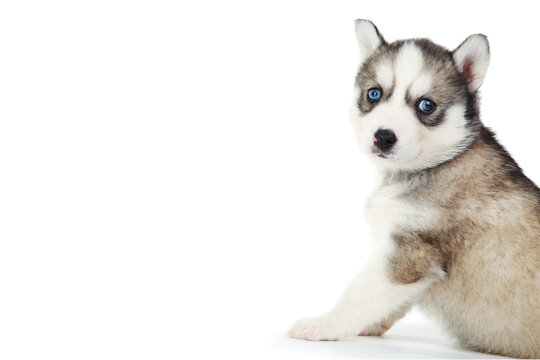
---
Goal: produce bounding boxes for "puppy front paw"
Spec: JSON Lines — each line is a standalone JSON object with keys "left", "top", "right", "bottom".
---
{"left": 288, "top": 315, "right": 347, "bottom": 341}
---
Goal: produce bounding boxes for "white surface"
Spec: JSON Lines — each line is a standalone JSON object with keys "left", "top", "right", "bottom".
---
{"left": 0, "top": 1, "right": 537, "bottom": 359}
{"left": 279, "top": 309, "right": 508, "bottom": 359}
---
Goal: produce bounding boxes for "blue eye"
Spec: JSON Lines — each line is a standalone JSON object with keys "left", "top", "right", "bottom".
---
{"left": 418, "top": 98, "right": 436, "bottom": 114}
{"left": 367, "top": 88, "right": 382, "bottom": 102}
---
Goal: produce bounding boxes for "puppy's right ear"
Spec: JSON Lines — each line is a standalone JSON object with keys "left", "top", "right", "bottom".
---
{"left": 355, "top": 19, "right": 386, "bottom": 65}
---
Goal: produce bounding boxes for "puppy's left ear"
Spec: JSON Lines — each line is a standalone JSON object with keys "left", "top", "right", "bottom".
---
{"left": 452, "top": 34, "right": 490, "bottom": 92}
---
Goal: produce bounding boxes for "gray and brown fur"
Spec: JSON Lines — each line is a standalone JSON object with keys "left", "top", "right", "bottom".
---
{"left": 289, "top": 20, "right": 539, "bottom": 358}
{"left": 357, "top": 38, "right": 480, "bottom": 129}
{"left": 360, "top": 25, "right": 540, "bottom": 358}
{"left": 386, "top": 127, "right": 540, "bottom": 357}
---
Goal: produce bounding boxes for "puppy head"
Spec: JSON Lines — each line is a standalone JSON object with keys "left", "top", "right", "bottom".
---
{"left": 350, "top": 20, "right": 489, "bottom": 172}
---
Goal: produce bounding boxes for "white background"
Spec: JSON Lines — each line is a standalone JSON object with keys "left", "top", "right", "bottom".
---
{"left": 0, "top": 1, "right": 538, "bottom": 359}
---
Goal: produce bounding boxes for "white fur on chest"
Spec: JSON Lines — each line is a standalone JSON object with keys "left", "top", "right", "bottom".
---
{"left": 364, "top": 182, "right": 439, "bottom": 250}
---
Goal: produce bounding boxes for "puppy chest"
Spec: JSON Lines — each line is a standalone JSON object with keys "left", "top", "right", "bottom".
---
{"left": 364, "top": 190, "right": 439, "bottom": 239}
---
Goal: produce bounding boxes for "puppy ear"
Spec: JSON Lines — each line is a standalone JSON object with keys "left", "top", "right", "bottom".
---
{"left": 452, "top": 34, "right": 490, "bottom": 92}
{"left": 355, "top": 19, "right": 386, "bottom": 65}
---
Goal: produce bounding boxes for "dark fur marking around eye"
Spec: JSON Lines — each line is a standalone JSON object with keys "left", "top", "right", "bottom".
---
{"left": 419, "top": 107, "right": 446, "bottom": 127}
{"left": 356, "top": 84, "right": 394, "bottom": 114}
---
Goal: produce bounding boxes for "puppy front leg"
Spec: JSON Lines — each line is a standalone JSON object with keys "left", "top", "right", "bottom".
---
{"left": 288, "top": 254, "right": 436, "bottom": 341}
{"left": 358, "top": 303, "right": 411, "bottom": 336}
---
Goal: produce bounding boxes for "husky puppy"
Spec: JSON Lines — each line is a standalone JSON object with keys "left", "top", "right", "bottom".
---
{"left": 288, "top": 20, "right": 540, "bottom": 358}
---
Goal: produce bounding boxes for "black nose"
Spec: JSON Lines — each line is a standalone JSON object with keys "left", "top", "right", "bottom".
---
{"left": 374, "top": 129, "right": 397, "bottom": 151}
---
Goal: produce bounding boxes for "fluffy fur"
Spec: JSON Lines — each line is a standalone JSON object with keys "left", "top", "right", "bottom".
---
{"left": 289, "top": 20, "right": 540, "bottom": 358}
